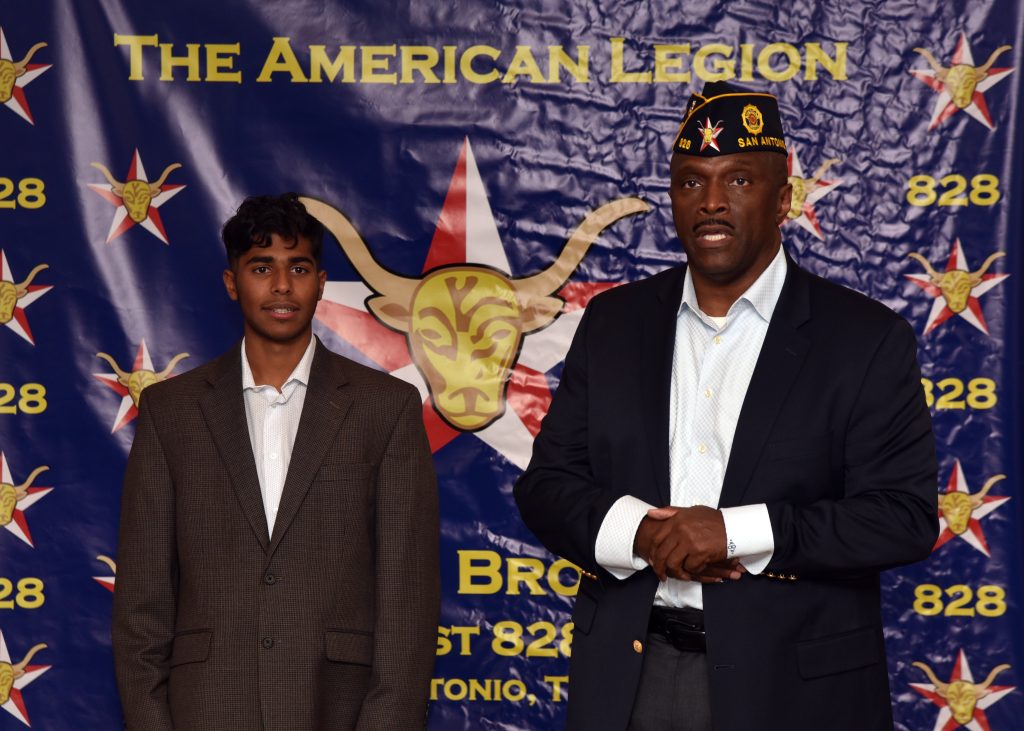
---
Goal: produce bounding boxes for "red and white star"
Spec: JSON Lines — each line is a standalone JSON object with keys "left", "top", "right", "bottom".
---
{"left": 94, "top": 341, "right": 188, "bottom": 433}
{"left": 0, "top": 452, "right": 52, "bottom": 549}
{"left": 0, "top": 29, "right": 50, "bottom": 125}
{"left": 785, "top": 148, "right": 842, "bottom": 240}
{"left": 933, "top": 460, "right": 1009, "bottom": 557}
{"left": 0, "top": 250, "right": 51, "bottom": 345}
{"left": 905, "top": 239, "right": 1008, "bottom": 335}
{"left": 314, "top": 138, "right": 624, "bottom": 469}
{"left": 0, "top": 630, "right": 51, "bottom": 727}
{"left": 697, "top": 117, "right": 725, "bottom": 152}
{"left": 910, "top": 33, "right": 1014, "bottom": 131}
{"left": 86, "top": 150, "right": 186, "bottom": 244}
{"left": 910, "top": 649, "right": 1015, "bottom": 731}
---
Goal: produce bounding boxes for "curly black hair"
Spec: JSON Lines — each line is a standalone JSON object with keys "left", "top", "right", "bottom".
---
{"left": 221, "top": 193, "right": 324, "bottom": 265}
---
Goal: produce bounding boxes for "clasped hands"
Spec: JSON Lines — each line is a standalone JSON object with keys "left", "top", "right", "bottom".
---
{"left": 633, "top": 505, "right": 745, "bottom": 583}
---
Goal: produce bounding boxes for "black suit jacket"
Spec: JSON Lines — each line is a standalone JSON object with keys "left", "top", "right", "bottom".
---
{"left": 113, "top": 340, "right": 440, "bottom": 730}
{"left": 515, "top": 259, "right": 937, "bottom": 731}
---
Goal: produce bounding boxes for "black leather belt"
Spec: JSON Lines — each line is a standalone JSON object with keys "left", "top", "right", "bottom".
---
{"left": 649, "top": 606, "right": 706, "bottom": 653}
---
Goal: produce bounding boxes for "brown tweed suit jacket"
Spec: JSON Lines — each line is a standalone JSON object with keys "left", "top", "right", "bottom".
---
{"left": 112, "top": 340, "right": 440, "bottom": 730}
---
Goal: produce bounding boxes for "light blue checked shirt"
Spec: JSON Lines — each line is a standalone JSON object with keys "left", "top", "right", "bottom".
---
{"left": 595, "top": 246, "right": 786, "bottom": 609}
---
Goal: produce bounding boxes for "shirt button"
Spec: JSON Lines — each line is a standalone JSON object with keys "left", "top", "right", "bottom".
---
{"left": 704, "top": 388, "right": 713, "bottom": 399}
{"left": 269, "top": 452, "right": 278, "bottom": 460}
{"left": 264, "top": 572, "right": 277, "bottom": 585}
{"left": 713, "top": 336, "right": 722, "bottom": 345}
{"left": 698, "top": 443, "right": 707, "bottom": 454}
{"left": 262, "top": 637, "right": 274, "bottom": 649}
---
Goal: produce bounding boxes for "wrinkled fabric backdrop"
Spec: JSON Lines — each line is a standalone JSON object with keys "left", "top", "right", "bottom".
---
{"left": 0, "top": 1, "right": 1021, "bottom": 729}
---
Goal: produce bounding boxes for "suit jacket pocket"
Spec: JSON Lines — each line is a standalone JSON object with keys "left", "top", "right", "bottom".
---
{"left": 325, "top": 629, "right": 374, "bottom": 666}
{"left": 317, "top": 462, "right": 375, "bottom": 482}
{"left": 170, "top": 629, "right": 212, "bottom": 667}
{"left": 797, "top": 626, "right": 880, "bottom": 679}
{"left": 768, "top": 434, "right": 830, "bottom": 462}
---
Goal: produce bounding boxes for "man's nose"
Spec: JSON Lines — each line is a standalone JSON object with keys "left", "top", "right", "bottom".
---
{"left": 271, "top": 270, "right": 292, "bottom": 293}
{"left": 699, "top": 182, "right": 728, "bottom": 215}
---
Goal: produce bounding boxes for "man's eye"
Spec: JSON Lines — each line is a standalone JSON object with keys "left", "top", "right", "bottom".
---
{"left": 291, "top": 266, "right": 308, "bottom": 274}
{"left": 732, "top": 177, "right": 750, "bottom": 186}
{"left": 253, "top": 266, "right": 270, "bottom": 274}
{"left": 681, "top": 179, "right": 701, "bottom": 189}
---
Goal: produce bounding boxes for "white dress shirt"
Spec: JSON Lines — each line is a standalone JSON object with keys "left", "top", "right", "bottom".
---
{"left": 595, "top": 246, "right": 787, "bottom": 609}
{"left": 241, "top": 335, "right": 316, "bottom": 535}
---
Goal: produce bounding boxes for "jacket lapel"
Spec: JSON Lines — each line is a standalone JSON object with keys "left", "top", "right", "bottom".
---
{"left": 199, "top": 342, "right": 271, "bottom": 552}
{"left": 718, "top": 260, "right": 811, "bottom": 508}
{"left": 268, "top": 341, "right": 353, "bottom": 555}
{"left": 641, "top": 268, "right": 686, "bottom": 507}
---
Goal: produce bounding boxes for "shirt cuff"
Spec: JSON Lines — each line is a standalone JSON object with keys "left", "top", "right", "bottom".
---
{"left": 720, "top": 503, "right": 775, "bottom": 575}
{"left": 595, "top": 495, "right": 656, "bottom": 579}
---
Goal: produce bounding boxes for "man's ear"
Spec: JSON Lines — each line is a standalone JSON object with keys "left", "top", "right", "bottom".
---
{"left": 317, "top": 268, "right": 327, "bottom": 300}
{"left": 223, "top": 268, "right": 238, "bottom": 301}
{"left": 776, "top": 180, "right": 793, "bottom": 226}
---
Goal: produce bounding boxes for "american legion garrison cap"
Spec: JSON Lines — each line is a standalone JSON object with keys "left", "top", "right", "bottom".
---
{"left": 673, "top": 80, "right": 787, "bottom": 156}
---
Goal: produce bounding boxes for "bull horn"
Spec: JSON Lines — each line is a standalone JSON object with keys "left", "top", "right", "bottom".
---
{"left": 299, "top": 196, "right": 418, "bottom": 296}
{"left": 15, "top": 466, "right": 48, "bottom": 493}
{"left": 971, "top": 473, "right": 1006, "bottom": 503}
{"left": 96, "top": 555, "right": 117, "bottom": 573}
{"left": 156, "top": 352, "right": 190, "bottom": 379}
{"left": 907, "top": 252, "right": 943, "bottom": 284}
{"left": 14, "top": 42, "right": 47, "bottom": 74}
{"left": 96, "top": 352, "right": 131, "bottom": 382}
{"left": 969, "top": 251, "right": 1005, "bottom": 284}
{"left": 91, "top": 162, "right": 125, "bottom": 195}
{"left": 15, "top": 263, "right": 48, "bottom": 296}
{"left": 516, "top": 197, "right": 650, "bottom": 299}
{"left": 810, "top": 158, "right": 840, "bottom": 186}
{"left": 912, "top": 661, "right": 949, "bottom": 693}
{"left": 11, "top": 644, "right": 47, "bottom": 675}
{"left": 975, "top": 663, "right": 1012, "bottom": 694}
{"left": 913, "top": 48, "right": 948, "bottom": 80}
{"left": 148, "top": 163, "right": 182, "bottom": 194}
{"left": 975, "top": 46, "right": 1012, "bottom": 76}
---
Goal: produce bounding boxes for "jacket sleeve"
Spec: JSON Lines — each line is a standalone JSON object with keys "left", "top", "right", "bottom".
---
{"left": 766, "top": 318, "right": 939, "bottom": 576}
{"left": 356, "top": 388, "right": 440, "bottom": 730}
{"left": 111, "top": 392, "right": 177, "bottom": 731}
{"left": 514, "top": 305, "right": 621, "bottom": 574}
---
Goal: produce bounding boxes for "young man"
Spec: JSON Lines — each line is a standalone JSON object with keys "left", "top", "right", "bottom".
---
{"left": 515, "top": 82, "right": 938, "bottom": 730}
{"left": 113, "top": 194, "right": 440, "bottom": 730}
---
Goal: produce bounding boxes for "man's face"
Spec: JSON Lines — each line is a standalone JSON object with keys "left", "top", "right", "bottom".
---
{"left": 669, "top": 151, "right": 792, "bottom": 285}
{"left": 222, "top": 233, "right": 326, "bottom": 346}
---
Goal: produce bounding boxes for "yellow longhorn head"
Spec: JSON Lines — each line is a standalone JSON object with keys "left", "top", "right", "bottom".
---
{"left": 0, "top": 466, "right": 48, "bottom": 526}
{"left": 914, "top": 45, "right": 1012, "bottom": 110}
{"left": 0, "top": 42, "right": 46, "bottom": 103}
{"left": 301, "top": 195, "right": 649, "bottom": 431}
{"left": 0, "top": 263, "right": 48, "bottom": 325}
{"left": 787, "top": 158, "right": 839, "bottom": 220}
{"left": 0, "top": 643, "right": 47, "bottom": 705}
{"left": 939, "top": 474, "right": 1005, "bottom": 535}
{"left": 95, "top": 351, "right": 190, "bottom": 407}
{"left": 907, "top": 251, "right": 1005, "bottom": 314}
{"left": 90, "top": 162, "right": 182, "bottom": 223}
{"left": 913, "top": 661, "right": 1011, "bottom": 725}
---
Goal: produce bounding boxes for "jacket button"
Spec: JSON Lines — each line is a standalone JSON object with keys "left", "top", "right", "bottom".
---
{"left": 633, "top": 640, "right": 643, "bottom": 654}
{"left": 262, "top": 637, "right": 274, "bottom": 649}
{"left": 264, "top": 572, "right": 276, "bottom": 585}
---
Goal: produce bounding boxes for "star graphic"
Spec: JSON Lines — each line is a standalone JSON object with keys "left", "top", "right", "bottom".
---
{"left": 94, "top": 340, "right": 188, "bottom": 433}
{"left": 314, "top": 138, "right": 622, "bottom": 469}
{"left": 93, "top": 555, "right": 116, "bottom": 592}
{"left": 0, "top": 250, "right": 51, "bottom": 345}
{"left": 0, "top": 28, "right": 50, "bottom": 125}
{"left": 86, "top": 149, "right": 186, "bottom": 244}
{"left": 905, "top": 239, "right": 1008, "bottom": 335}
{"left": 697, "top": 117, "right": 725, "bottom": 152}
{"left": 0, "top": 452, "right": 52, "bottom": 549}
{"left": 910, "top": 32, "right": 1014, "bottom": 130}
{"left": 785, "top": 148, "right": 842, "bottom": 240}
{"left": 0, "top": 630, "right": 51, "bottom": 727}
{"left": 910, "top": 649, "right": 1015, "bottom": 731}
{"left": 933, "top": 459, "right": 1009, "bottom": 557}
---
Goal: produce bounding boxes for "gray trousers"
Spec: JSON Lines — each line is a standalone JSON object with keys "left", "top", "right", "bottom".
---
{"left": 627, "top": 631, "right": 713, "bottom": 731}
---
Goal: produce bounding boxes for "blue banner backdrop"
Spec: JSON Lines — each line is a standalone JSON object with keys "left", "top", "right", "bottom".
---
{"left": 0, "top": 2, "right": 1020, "bottom": 729}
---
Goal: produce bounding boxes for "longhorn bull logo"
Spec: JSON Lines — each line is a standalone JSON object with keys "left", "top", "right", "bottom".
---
{"left": 939, "top": 473, "right": 1005, "bottom": 536}
{"left": 0, "top": 465, "right": 47, "bottom": 526}
{"left": 301, "top": 195, "right": 649, "bottom": 431}
{"left": 0, "top": 41, "right": 45, "bottom": 103}
{"left": 90, "top": 161, "right": 182, "bottom": 223}
{"left": 788, "top": 158, "right": 840, "bottom": 220}
{"left": 0, "top": 263, "right": 47, "bottom": 325}
{"left": 907, "top": 251, "right": 1004, "bottom": 314}
{"left": 913, "top": 660, "right": 1011, "bottom": 725}
{"left": 0, "top": 643, "right": 46, "bottom": 705}
{"left": 95, "top": 351, "right": 189, "bottom": 407}
{"left": 913, "top": 45, "right": 1012, "bottom": 110}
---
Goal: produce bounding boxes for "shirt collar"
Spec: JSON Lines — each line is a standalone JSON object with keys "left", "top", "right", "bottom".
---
{"left": 241, "top": 335, "right": 316, "bottom": 393}
{"left": 679, "top": 245, "right": 788, "bottom": 324}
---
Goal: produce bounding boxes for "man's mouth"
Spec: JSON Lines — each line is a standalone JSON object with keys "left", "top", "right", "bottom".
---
{"left": 265, "top": 304, "right": 299, "bottom": 319}
{"left": 694, "top": 220, "right": 734, "bottom": 244}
